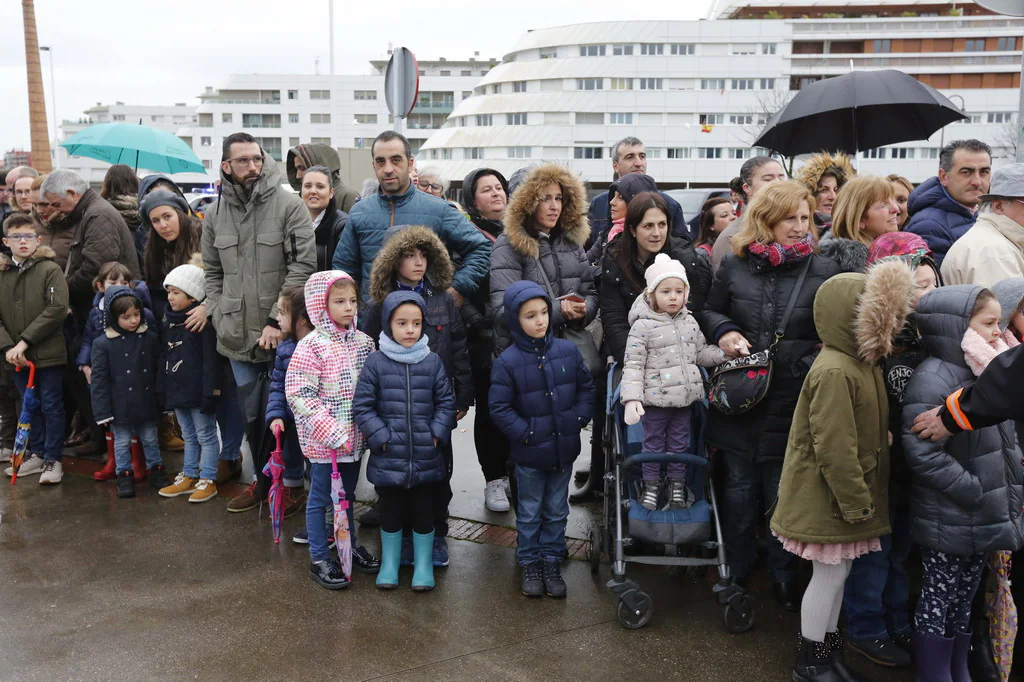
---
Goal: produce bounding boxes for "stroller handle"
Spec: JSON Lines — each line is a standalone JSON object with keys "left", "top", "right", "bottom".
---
{"left": 623, "top": 451, "right": 709, "bottom": 469}
{"left": 15, "top": 360, "right": 35, "bottom": 389}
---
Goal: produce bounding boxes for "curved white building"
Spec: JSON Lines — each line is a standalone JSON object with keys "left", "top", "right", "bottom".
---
{"left": 419, "top": 2, "right": 1024, "bottom": 186}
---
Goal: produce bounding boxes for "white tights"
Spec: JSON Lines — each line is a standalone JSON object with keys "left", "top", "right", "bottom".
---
{"left": 800, "top": 559, "right": 852, "bottom": 642}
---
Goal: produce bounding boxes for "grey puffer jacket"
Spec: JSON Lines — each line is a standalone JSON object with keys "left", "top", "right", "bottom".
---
{"left": 901, "top": 285, "right": 1024, "bottom": 555}
{"left": 202, "top": 150, "right": 316, "bottom": 363}
{"left": 490, "top": 164, "right": 597, "bottom": 355}
{"left": 620, "top": 293, "right": 725, "bottom": 409}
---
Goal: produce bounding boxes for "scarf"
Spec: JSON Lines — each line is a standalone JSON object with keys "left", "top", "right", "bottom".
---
{"left": 606, "top": 218, "right": 625, "bottom": 244}
{"left": 962, "top": 327, "right": 1010, "bottom": 377}
{"left": 746, "top": 233, "right": 815, "bottom": 268}
{"left": 379, "top": 332, "right": 430, "bottom": 364}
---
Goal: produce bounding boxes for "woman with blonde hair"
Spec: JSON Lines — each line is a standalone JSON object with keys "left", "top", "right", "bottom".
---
{"left": 820, "top": 175, "right": 901, "bottom": 274}
{"left": 700, "top": 180, "right": 842, "bottom": 611}
{"left": 888, "top": 174, "right": 914, "bottom": 229}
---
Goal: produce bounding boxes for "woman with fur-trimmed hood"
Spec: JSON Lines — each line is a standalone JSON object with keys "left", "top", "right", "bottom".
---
{"left": 795, "top": 151, "right": 856, "bottom": 232}
{"left": 489, "top": 163, "right": 597, "bottom": 355}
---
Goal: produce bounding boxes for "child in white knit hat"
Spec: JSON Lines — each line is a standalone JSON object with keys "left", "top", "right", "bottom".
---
{"left": 157, "top": 260, "right": 224, "bottom": 504}
{"left": 620, "top": 253, "right": 726, "bottom": 510}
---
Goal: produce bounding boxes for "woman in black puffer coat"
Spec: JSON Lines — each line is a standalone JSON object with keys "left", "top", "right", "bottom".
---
{"left": 698, "top": 181, "right": 840, "bottom": 608}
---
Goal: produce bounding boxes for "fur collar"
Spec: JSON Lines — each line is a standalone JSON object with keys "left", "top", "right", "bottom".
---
{"left": 962, "top": 327, "right": 1010, "bottom": 376}
{"left": 502, "top": 163, "right": 590, "bottom": 259}
{"left": 105, "top": 322, "right": 149, "bottom": 339}
{"left": 0, "top": 245, "right": 57, "bottom": 272}
{"left": 855, "top": 259, "right": 915, "bottom": 363}
{"left": 795, "top": 151, "right": 856, "bottom": 194}
{"left": 819, "top": 233, "right": 869, "bottom": 274}
{"left": 369, "top": 225, "right": 453, "bottom": 304}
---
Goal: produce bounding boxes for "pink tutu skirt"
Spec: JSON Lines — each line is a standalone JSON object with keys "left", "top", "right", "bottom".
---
{"left": 774, "top": 533, "right": 883, "bottom": 565}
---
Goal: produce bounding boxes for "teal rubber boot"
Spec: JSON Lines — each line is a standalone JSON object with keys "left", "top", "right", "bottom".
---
{"left": 376, "top": 529, "right": 402, "bottom": 589}
{"left": 411, "top": 531, "right": 436, "bottom": 592}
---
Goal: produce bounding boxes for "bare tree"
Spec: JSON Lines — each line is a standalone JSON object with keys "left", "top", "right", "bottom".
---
{"left": 994, "top": 120, "right": 1018, "bottom": 161}
{"left": 739, "top": 88, "right": 797, "bottom": 176}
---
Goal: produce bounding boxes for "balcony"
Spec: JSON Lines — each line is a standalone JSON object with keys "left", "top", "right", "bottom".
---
{"left": 790, "top": 53, "right": 1021, "bottom": 70}
{"left": 792, "top": 17, "right": 1024, "bottom": 35}
{"left": 413, "top": 102, "right": 455, "bottom": 113}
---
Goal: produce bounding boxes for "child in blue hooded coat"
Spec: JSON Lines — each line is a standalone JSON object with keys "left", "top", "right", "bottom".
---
{"left": 353, "top": 290, "right": 456, "bottom": 592}
{"left": 489, "top": 280, "right": 595, "bottom": 599}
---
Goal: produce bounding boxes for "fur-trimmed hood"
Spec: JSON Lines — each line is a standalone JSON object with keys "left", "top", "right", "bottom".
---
{"left": 0, "top": 245, "right": 57, "bottom": 272}
{"left": 795, "top": 151, "right": 857, "bottom": 195}
{"left": 369, "top": 225, "right": 454, "bottom": 304}
{"left": 819, "top": 231, "right": 870, "bottom": 274}
{"left": 107, "top": 194, "right": 141, "bottom": 231}
{"left": 856, "top": 259, "right": 915, "bottom": 364}
{"left": 502, "top": 163, "right": 590, "bottom": 259}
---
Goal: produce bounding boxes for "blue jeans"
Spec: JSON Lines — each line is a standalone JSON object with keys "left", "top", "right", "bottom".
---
{"left": 307, "top": 460, "right": 360, "bottom": 562}
{"left": 111, "top": 420, "right": 161, "bottom": 472}
{"left": 217, "top": 361, "right": 244, "bottom": 461}
{"left": 176, "top": 408, "right": 221, "bottom": 480}
{"left": 12, "top": 365, "right": 64, "bottom": 462}
{"left": 514, "top": 464, "right": 573, "bottom": 566}
{"left": 843, "top": 504, "right": 912, "bottom": 640}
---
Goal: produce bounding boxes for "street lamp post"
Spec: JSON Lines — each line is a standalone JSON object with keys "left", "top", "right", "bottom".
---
{"left": 39, "top": 45, "right": 59, "bottom": 168}
{"left": 939, "top": 93, "right": 966, "bottom": 153}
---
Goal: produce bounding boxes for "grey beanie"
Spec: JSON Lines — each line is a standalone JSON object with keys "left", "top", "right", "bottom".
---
{"left": 139, "top": 189, "right": 190, "bottom": 224}
{"left": 991, "top": 277, "right": 1024, "bottom": 331}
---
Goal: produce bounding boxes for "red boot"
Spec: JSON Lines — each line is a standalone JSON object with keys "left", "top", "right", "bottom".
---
{"left": 130, "top": 436, "right": 147, "bottom": 483}
{"left": 93, "top": 430, "right": 117, "bottom": 482}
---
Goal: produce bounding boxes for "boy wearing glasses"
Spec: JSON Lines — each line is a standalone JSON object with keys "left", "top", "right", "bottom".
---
{"left": 0, "top": 214, "right": 70, "bottom": 484}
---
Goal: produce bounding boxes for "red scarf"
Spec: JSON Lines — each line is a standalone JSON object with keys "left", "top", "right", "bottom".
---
{"left": 746, "top": 233, "right": 815, "bottom": 268}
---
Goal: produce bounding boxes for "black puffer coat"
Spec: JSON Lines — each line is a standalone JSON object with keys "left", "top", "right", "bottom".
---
{"left": 314, "top": 202, "right": 348, "bottom": 272}
{"left": 902, "top": 285, "right": 1024, "bottom": 555}
{"left": 159, "top": 303, "right": 221, "bottom": 412}
{"left": 698, "top": 252, "right": 841, "bottom": 461}
{"left": 599, "top": 233, "right": 712, "bottom": 364}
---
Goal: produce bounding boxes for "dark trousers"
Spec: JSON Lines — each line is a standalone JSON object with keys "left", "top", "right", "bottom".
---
{"left": 63, "top": 363, "right": 103, "bottom": 446}
{"left": 0, "top": 377, "right": 18, "bottom": 449}
{"left": 433, "top": 439, "right": 454, "bottom": 536}
{"left": 13, "top": 365, "right": 65, "bottom": 462}
{"left": 843, "top": 503, "right": 912, "bottom": 640}
{"left": 472, "top": 368, "right": 510, "bottom": 482}
{"left": 379, "top": 484, "right": 435, "bottom": 535}
{"left": 720, "top": 451, "right": 796, "bottom": 582}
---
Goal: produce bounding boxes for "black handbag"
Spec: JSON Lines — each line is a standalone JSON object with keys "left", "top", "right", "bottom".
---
{"left": 707, "top": 258, "right": 811, "bottom": 415}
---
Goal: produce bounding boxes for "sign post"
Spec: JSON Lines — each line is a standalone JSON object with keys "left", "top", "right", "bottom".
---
{"left": 974, "top": 0, "right": 1024, "bottom": 161}
{"left": 385, "top": 47, "right": 419, "bottom": 135}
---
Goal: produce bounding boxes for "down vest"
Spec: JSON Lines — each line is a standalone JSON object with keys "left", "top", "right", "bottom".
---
{"left": 902, "top": 285, "right": 1024, "bottom": 555}
{"left": 620, "top": 294, "right": 726, "bottom": 409}
{"left": 698, "top": 251, "right": 841, "bottom": 461}
{"left": 353, "top": 291, "right": 457, "bottom": 489}
{"left": 489, "top": 281, "right": 596, "bottom": 471}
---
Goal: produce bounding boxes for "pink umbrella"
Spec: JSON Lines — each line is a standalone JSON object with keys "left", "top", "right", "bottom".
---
{"left": 261, "top": 425, "right": 285, "bottom": 544}
{"left": 330, "top": 449, "right": 352, "bottom": 579}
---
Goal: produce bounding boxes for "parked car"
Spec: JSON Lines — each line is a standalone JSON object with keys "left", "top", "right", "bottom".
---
{"left": 664, "top": 188, "right": 730, "bottom": 241}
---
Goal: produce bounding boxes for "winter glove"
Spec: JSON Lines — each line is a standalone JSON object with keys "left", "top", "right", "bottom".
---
{"left": 624, "top": 401, "right": 645, "bottom": 426}
{"left": 201, "top": 396, "right": 220, "bottom": 415}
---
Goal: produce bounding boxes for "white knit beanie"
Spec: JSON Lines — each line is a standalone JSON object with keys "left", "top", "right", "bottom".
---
{"left": 644, "top": 253, "right": 689, "bottom": 294}
{"left": 164, "top": 263, "right": 206, "bottom": 303}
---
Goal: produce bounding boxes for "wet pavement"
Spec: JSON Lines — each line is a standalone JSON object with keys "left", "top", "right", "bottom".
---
{"left": 0, "top": 411, "right": 915, "bottom": 681}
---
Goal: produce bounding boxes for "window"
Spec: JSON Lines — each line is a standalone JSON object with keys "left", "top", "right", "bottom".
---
{"left": 698, "top": 147, "right": 723, "bottom": 159}
{"left": 577, "top": 78, "right": 604, "bottom": 90}
{"left": 759, "top": 78, "right": 776, "bottom": 90}
{"left": 890, "top": 148, "right": 915, "bottom": 159}
{"left": 965, "top": 39, "right": 986, "bottom": 52}
{"left": 458, "top": 70, "right": 470, "bottom": 77}
{"left": 861, "top": 148, "right": 885, "bottom": 159}
{"left": 352, "top": 137, "right": 371, "bottom": 149}
{"left": 310, "top": 137, "right": 330, "bottom": 146}
{"left": 579, "top": 45, "right": 606, "bottom": 57}
{"left": 700, "top": 79, "right": 725, "bottom": 90}
{"left": 200, "top": 136, "right": 211, "bottom": 146}
{"left": 492, "top": 84, "right": 502, "bottom": 94}
{"left": 540, "top": 48, "right": 557, "bottom": 59}
{"left": 440, "top": 70, "right": 451, "bottom": 76}
{"left": 729, "top": 114, "right": 754, "bottom": 125}
{"left": 921, "top": 147, "right": 939, "bottom": 159}
{"left": 508, "top": 146, "right": 531, "bottom": 159}
{"left": 462, "top": 91, "right": 472, "bottom": 100}
{"left": 289, "top": 137, "right": 299, "bottom": 147}
{"left": 513, "top": 81, "right": 527, "bottom": 93}
{"left": 354, "top": 113, "right": 377, "bottom": 124}
{"left": 640, "top": 43, "right": 664, "bottom": 56}
{"left": 609, "top": 113, "right": 633, "bottom": 125}
{"left": 309, "top": 89, "right": 330, "bottom": 100}
{"left": 222, "top": 113, "right": 232, "bottom": 123}
{"left": 667, "top": 148, "right": 689, "bottom": 159}
{"left": 872, "top": 40, "right": 891, "bottom": 53}
{"left": 613, "top": 44, "right": 634, "bottom": 56}
{"left": 429, "top": 149, "right": 438, "bottom": 159}
{"left": 288, "top": 113, "right": 299, "bottom": 123}
{"left": 574, "top": 147, "right": 603, "bottom": 159}
{"left": 151, "top": 115, "right": 164, "bottom": 122}
{"left": 761, "top": 43, "right": 777, "bottom": 55}
{"left": 731, "top": 44, "right": 757, "bottom": 55}
{"left": 670, "top": 43, "right": 695, "bottom": 55}
{"left": 287, "top": 90, "right": 298, "bottom": 100}
{"left": 441, "top": 149, "right": 452, "bottom": 160}
{"left": 988, "top": 112, "right": 1014, "bottom": 123}
{"left": 998, "top": 37, "right": 1015, "bottom": 51}
{"left": 646, "top": 149, "right": 661, "bottom": 159}
{"left": 202, "top": 160, "right": 211, "bottom": 170}
{"left": 610, "top": 78, "right": 634, "bottom": 90}
{"left": 418, "top": 70, "right": 426, "bottom": 76}
{"left": 466, "top": 147, "right": 483, "bottom": 160}
{"left": 476, "top": 114, "right": 493, "bottom": 126}
{"left": 639, "top": 78, "right": 663, "bottom": 90}
{"left": 731, "top": 79, "right": 754, "bottom": 90}
{"left": 575, "top": 112, "right": 603, "bottom": 125}
{"left": 957, "top": 113, "right": 984, "bottom": 124}
{"left": 310, "top": 113, "right": 331, "bottom": 124}
{"left": 254, "top": 137, "right": 283, "bottom": 161}
{"left": 242, "top": 113, "right": 281, "bottom": 128}
{"left": 113, "top": 114, "right": 125, "bottom": 121}
{"left": 506, "top": 112, "right": 528, "bottom": 126}
{"left": 730, "top": 148, "right": 751, "bottom": 160}
{"left": 354, "top": 90, "right": 377, "bottom": 100}
{"left": 699, "top": 113, "right": 725, "bottom": 125}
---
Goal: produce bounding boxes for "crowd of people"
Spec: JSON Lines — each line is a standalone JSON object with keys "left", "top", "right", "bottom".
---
{"left": 2, "top": 127, "right": 1023, "bottom": 681}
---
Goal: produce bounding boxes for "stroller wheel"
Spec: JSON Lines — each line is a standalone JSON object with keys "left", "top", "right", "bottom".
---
{"left": 721, "top": 592, "right": 756, "bottom": 634}
{"left": 588, "top": 528, "right": 602, "bottom": 575}
{"left": 616, "top": 589, "right": 653, "bottom": 629}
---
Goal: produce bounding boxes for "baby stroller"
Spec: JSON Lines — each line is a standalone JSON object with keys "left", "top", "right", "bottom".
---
{"left": 587, "top": 362, "right": 756, "bottom": 632}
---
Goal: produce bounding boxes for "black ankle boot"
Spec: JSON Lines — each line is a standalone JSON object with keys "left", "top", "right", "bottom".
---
{"left": 824, "top": 631, "right": 870, "bottom": 681}
{"left": 116, "top": 470, "right": 135, "bottom": 499}
{"left": 794, "top": 635, "right": 844, "bottom": 682}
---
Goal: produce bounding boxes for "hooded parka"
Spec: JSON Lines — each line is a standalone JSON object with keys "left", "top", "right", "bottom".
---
{"left": 286, "top": 143, "right": 358, "bottom": 213}
{"left": 0, "top": 246, "right": 69, "bottom": 369}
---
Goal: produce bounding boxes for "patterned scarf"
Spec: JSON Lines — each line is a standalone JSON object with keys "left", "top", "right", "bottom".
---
{"left": 746, "top": 233, "right": 815, "bottom": 268}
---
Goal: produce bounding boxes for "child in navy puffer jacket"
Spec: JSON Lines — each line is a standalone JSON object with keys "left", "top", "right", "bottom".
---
{"left": 489, "top": 280, "right": 595, "bottom": 599}
{"left": 353, "top": 290, "right": 456, "bottom": 592}
{"left": 77, "top": 262, "right": 155, "bottom": 383}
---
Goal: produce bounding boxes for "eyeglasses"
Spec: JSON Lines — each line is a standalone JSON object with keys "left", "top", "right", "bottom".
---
{"left": 229, "top": 156, "right": 265, "bottom": 168}
{"left": 417, "top": 182, "right": 443, "bottom": 192}
{"left": 14, "top": 189, "right": 32, "bottom": 196}
{"left": 5, "top": 234, "right": 38, "bottom": 242}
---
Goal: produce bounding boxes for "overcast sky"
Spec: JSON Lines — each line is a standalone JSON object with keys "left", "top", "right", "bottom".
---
{"left": 0, "top": 0, "right": 715, "bottom": 151}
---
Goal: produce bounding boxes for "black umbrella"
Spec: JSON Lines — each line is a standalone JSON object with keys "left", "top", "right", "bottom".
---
{"left": 754, "top": 69, "right": 968, "bottom": 157}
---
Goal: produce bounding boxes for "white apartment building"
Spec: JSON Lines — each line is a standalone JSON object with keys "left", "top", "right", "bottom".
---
{"left": 419, "top": 0, "right": 1024, "bottom": 186}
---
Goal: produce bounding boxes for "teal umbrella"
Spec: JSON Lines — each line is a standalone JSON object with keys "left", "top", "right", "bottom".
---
{"left": 60, "top": 122, "right": 205, "bottom": 174}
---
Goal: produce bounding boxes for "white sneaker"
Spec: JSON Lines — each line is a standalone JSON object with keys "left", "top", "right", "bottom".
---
{"left": 5, "top": 454, "right": 44, "bottom": 478}
{"left": 39, "top": 460, "right": 63, "bottom": 485}
{"left": 0, "top": 448, "right": 12, "bottom": 463}
{"left": 485, "top": 479, "right": 510, "bottom": 512}
{"left": 501, "top": 476, "right": 511, "bottom": 499}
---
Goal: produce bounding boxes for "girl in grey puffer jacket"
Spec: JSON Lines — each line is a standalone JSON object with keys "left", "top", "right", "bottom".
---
{"left": 621, "top": 254, "right": 726, "bottom": 511}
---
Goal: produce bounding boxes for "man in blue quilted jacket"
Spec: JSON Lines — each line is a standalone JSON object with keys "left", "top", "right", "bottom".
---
{"left": 332, "top": 131, "right": 490, "bottom": 306}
